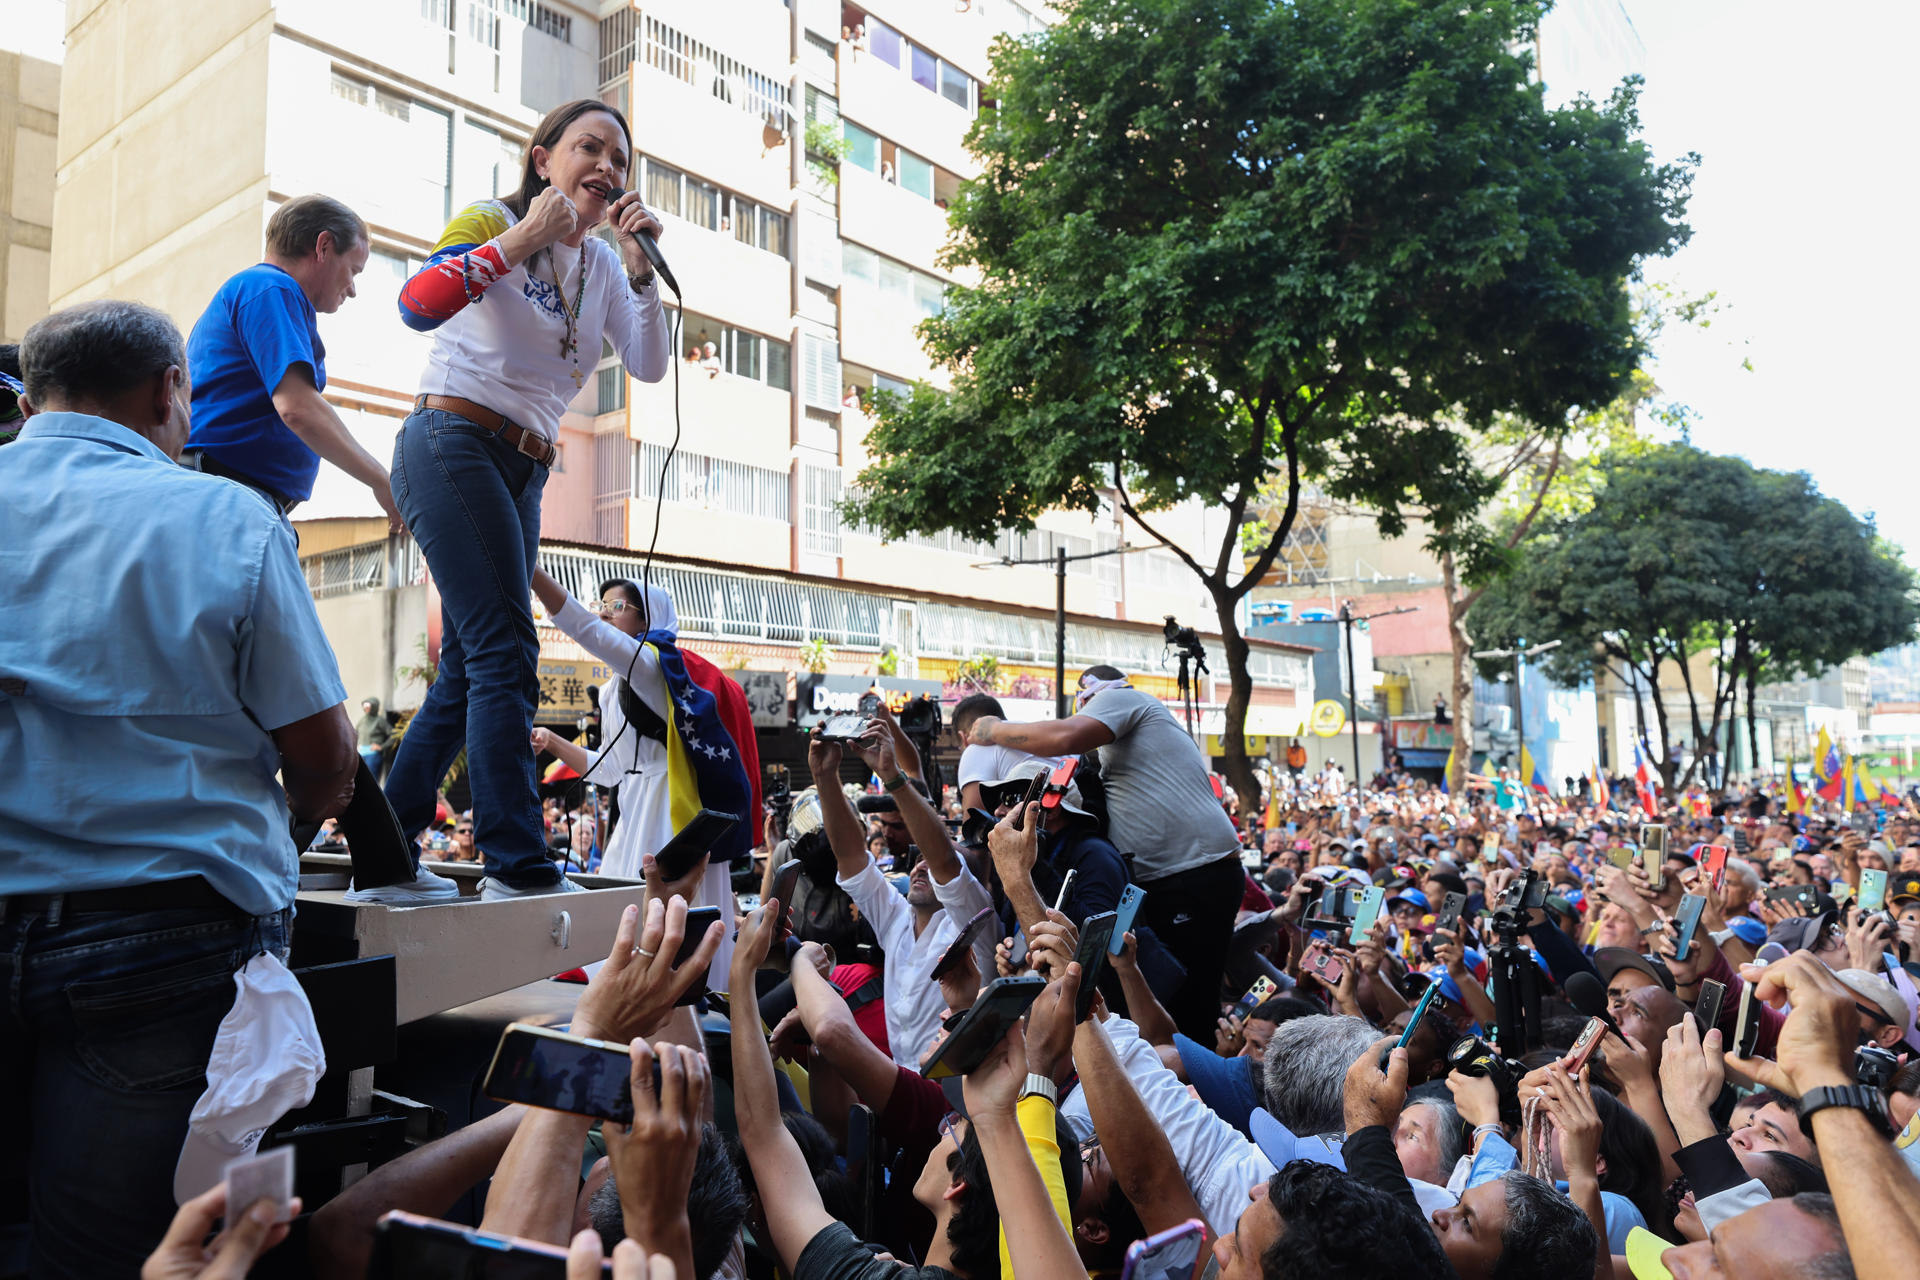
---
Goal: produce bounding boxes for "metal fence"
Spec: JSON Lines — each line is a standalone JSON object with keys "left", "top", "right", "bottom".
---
{"left": 301, "top": 538, "right": 425, "bottom": 599}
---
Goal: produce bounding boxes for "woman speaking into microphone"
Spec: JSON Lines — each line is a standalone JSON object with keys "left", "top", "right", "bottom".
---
{"left": 383, "top": 99, "right": 669, "bottom": 901}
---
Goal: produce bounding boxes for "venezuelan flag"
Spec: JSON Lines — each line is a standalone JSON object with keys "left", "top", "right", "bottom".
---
{"left": 1520, "top": 744, "right": 1551, "bottom": 794}
{"left": 1785, "top": 760, "right": 1807, "bottom": 815}
{"left": 645, "top": 632, "right": 756, "bottom": 864}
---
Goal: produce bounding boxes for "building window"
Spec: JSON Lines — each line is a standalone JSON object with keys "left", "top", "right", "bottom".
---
{"left": 897, "top": 150, "right": 933, "bottom": 199}
{"left": 841, "top": 242, "right": 948, "bottom": 320}
{"left": 868, "top": 19, "right": 903, "bottom": 69}
{"left": 678, "top": 310, "right": 792, "bottom": 392}
{"left": 331, "top": 71, "right": 370, "bottom": 106}
{"left": 640, "top": 15, "right": 790, "bottom": 123}
{"left": 683, "top": 176, "right": 719, "bottom": 230}
{"left": 596, "top": 366, "right": 626, "bottom": 415}
{"left": 637, "top": 443, "right": 790, "bottom": 522}
{"left": 940, "top": 61, "right": 971, "bottom": 110}
{"left": 766, "top": 340, "right": 792, "bottom": 393}
{"left": 843, "top": 121, "right": 879, "bottom": 174}
{"left": 760, "top": 208, "right": 789, "bottom": 259}
{"left": 645, "top": 160, "right": 682, "bottom": 218}
{"left": 803, "top": 464, "right": 845, "bottom": 556}
{"left": 910, "top": 46, "right": 938, "bottom": 93}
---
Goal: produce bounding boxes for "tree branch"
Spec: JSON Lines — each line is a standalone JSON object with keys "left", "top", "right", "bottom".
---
{"left": 1230, "top": 420, "right": 1303, "bottom": 604}
{"left": 1114, "top": 462, "right": 1217, "bottom": 588}
{"left": 1501, "top": 437, "right": 1565, "bottom": 551}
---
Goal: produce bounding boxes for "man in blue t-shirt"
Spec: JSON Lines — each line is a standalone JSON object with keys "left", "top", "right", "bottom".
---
{"left": 184, "top": 193, "right": 401, "bottom": 528}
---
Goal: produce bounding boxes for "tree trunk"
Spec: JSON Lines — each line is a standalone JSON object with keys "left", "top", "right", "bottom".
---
{"left": 1745, "top": 662, "right": 1762, "bottom": 782}
{"left": 1212, "top": 585, "right": 1263, "bottom": 818}
{"left": 1646, "top": 652, "right": 1680, "bottom": 797}
{"left": 1440, "top": 549, "right": 1475, "bottom": 792}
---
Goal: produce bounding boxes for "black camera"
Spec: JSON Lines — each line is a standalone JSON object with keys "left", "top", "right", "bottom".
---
{"left": 1163, "top": 615, "right": 1206, "bottom": 659}
{"left": 764, "top": 764, "right": 792, "bottom": 835}
{"left": 897, "top": 694, "right": 942, "bottom": 738}
{"left": 1447, "top": 1035, "right": 1524, "bottom": 1124}
{"left": 1857, "top": 1043, "right": 1899, "bottom": 1091}
{"left": 1494, "top": 870, "right": 1550, "bottom": 916}
{"left": 858, "top": 691, "right": 883, "bottom": 717}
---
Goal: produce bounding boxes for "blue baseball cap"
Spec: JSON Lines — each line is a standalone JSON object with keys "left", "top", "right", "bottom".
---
{"left": 1720, "top": 915, "right": 1767, "bottom": 947}
{"left": 1387, "top": 888, "right": 1431, "bottom": 913}
{"left": 1250, "top": 1107, "right": 1347, "bottom": 1171}
{"left": 1173, "top": 1034, "right": 1261, "bottom": 1136}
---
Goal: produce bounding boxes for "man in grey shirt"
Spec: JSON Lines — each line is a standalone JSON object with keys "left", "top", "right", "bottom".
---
{"left": 966, "top": 664, "right": 1245, "bottom": 1038}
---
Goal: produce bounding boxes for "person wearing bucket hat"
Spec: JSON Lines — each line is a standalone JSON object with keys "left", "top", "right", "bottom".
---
{"left": 980, "top": 759, "right": 1128, "bottom": 933}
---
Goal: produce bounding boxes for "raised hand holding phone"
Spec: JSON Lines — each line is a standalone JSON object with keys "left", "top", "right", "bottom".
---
{"left": 575, "top": 899, "right": 724, "bottom": 1045}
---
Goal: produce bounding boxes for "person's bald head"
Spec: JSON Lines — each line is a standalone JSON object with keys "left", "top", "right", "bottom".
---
{"left": 1616, "top": 985, "right": 1687, "bottom": 1070}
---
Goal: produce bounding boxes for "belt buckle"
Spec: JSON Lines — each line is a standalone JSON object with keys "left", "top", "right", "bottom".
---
{"left": 514, "top": 429, "right": 546, "bottom": 463}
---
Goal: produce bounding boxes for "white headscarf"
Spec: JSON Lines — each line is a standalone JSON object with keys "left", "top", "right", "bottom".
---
{"left": 1075, "top": 675, "right": 1132, "bottom": 711}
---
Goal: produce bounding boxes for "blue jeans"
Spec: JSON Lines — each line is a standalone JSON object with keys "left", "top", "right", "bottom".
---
{"left": 384, "top": 407, "right": 556, "bottom": 887}
{"left": 0, "top": 900, "right": 291, "bottom": 1279}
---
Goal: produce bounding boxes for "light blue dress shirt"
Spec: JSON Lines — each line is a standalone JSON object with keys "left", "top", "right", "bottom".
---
{"left": 0, "top": 412, "right": 346, "bottom": 915}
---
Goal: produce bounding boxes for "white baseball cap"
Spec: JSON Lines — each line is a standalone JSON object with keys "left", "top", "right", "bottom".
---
{"left": 173, "top": 952, "right": 326, "bottom": 1203}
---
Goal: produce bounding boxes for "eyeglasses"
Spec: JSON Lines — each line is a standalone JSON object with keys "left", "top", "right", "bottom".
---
{"left": 595, "top": 599, "right": 643, "bottom": 614}
{"left": 939, "top": 1112, "right": 966, "bottom": 1145}
{"left": 456, "top": 827, "right": 473, "bottom": 835}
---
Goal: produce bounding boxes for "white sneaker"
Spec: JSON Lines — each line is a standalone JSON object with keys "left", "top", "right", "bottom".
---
{"left": 478, "top": 874, "right": 588, "bottom": 902}
{"left": 345, "top": 866, "right": 463, "bottom": 905}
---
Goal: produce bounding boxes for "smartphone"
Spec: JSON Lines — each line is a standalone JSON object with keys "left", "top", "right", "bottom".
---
{"left": 1561, "top": 1015, "right": 1607, "bottom": 1075}
{"left": 1607, "top": 846, "right": 1636, "bottom": 871}
{"left": 1120, "top": 1219, "right": 1208, "bottom": 1280}
{"left": 1765, "top": 884, "right": 1819, "bottom": 911}
{"left": 1303, "top": 940, "right": 1345, "bottom": 988}
{"left": 371, "top": 1211, "right": 610, "bottom": 1279}
{"left": 1481, "top": 834, "right": 1501, "bottom": 865}
{"left": 1348, "top": 886, "right": 1386, "bottom": 945}
{"left": 1383, "top": 977, "right": 1444, "bottom": 1068}
{"left": 1109, "top": 884, "right": 1145, "bottom": 955}
{"left": 845, "top": 1103, "right": 878, "bottom": 1243}
{"left": 1432, "top": 891, "right": 1467, "bottom": 936}
{"left": 1073, "top": 910, "right": 1119, "bottom": 1022}
{"left": 1670, "top": 893, "right": 1706, "bottom": 962}
{"left": 931, "top": 906, "right": 999, "bottom": 980}
{"left": 1732, "top": 983, "right": 1763, "bottom": 1059}
{"left": 651, "top": 808, "right": 742, "bottom": 881}
{"left": 1230, "top": 975, "right": 1279, "bottom": 1023}
{"left": 767, "top": 858, "right": 804, "bottom": 943}
{"left": 816, "top": 714, "right": 869, "bottom": 742}
{"left": 1695, "top": 978, "right": 1726, "bottom": 1039}
{"left": 1640, "top": 824, "right": 1669, "bottom": 890}
{"left": 482, "top": 1024, "right": 657, "bottom": 1124}
{"left": 1039, "top": 757, "right": 1080, "bottom": 812}
{"left": 1860, "top": 868, "right": 1889, "bottom": 914}
{"left": 1700, "top": 846, "right": 1729, "bottom": 893}
{"left": 672, "top": 906, "right": 722, "bottom": 1004}
{"left": 921, "top": 975, "right": 1045, "bottom": 1079}
{"left": 1010, "top": 771, "right": 1051, "bottom": 831}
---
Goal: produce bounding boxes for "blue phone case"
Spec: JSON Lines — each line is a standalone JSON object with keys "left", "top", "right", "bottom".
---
{"left": 1109, "top": 885, "right": 1145, "bottom": 954}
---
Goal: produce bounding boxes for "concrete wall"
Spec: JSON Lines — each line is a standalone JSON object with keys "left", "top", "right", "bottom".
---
{"left": 1, "top": 49, "right": 59, "bottom": 341}
{"left": 51, "top": 0, "right": 275, "bottom": 318}
{"left": 313, "top": 581, "right": 430, "bottom": 713}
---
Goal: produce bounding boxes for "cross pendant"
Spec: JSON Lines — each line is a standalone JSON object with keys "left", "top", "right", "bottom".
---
{"left": 571, "top": 366, "right": 584, "bottom": 389}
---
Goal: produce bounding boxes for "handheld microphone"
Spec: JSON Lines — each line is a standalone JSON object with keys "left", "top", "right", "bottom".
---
{"left": 602, "top": 188, "right": 680, "bottom": 297}
{"left": 1564, "top": 971, "right": 1624, "bottom": 1041}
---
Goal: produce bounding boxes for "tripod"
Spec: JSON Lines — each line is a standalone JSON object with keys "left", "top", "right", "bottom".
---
{"left": 1174, "top": 642, "right": 1208, "bottom": 738}
{"left": 1486, "top": 882, "right": 1544, "bottom": 1057}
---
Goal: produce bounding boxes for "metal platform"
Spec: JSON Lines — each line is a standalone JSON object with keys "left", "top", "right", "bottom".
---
{"left": 294, "top": 853, "right": 647, "bottom": 1025}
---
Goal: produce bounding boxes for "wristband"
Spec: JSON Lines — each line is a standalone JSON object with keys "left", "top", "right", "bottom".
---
{"left": 1019, "top": 1074, "right": 1059, "bottom": 1107}
{"left": 884, "top": 771, "right": 910, "bottom": 793}
{"left": 1470, "top": 1122, "right": 1504, "bottom": 1148}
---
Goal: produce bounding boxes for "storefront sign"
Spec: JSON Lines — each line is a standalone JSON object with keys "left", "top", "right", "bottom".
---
{"left": 796, "top": 674, "right": 945, "bottom": 727}
{"left": 1311, "top": 699, "right": 1347, "bottom": 737}
{"left": 537, "top": 658, "right": 613, "bottom": 718}
{"left": 738, "top": 671, "right": 790, "bottom": 727}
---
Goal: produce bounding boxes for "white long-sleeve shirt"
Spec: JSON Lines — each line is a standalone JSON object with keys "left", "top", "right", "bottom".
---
{"left": 836, "top": 854, "right": 994, "bottom": 1066}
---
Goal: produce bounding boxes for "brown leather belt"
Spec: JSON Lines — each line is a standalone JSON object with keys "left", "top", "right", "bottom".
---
{"left": 413, "top": 394, "right": 557, "bottom": 468}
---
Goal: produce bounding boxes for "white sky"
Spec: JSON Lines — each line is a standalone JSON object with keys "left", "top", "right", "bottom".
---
{"left": 1548, "top": 1, "right": 1920, "bottom": 558}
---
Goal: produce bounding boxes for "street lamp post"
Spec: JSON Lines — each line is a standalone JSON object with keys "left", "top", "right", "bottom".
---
{"left": 1335, "top": 601, "right": 1419, "bottom": 784}
{"left": 1472, "top": 637, "right": 1563, "bottom": 781}
{"left": 972, "top": 542, "right": 1144, "bottom": 718}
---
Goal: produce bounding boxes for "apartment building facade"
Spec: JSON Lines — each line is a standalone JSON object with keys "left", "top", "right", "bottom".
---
{"left": 47, "top": 0, "right": 1314, "bottom": 764}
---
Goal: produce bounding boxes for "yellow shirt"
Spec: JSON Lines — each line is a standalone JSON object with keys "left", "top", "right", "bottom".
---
{"left": 997, "top": 1094, "right": 1074, "bottom": 1279}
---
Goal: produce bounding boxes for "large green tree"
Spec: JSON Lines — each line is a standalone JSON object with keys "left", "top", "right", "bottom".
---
{"left": 1473, "top": 444, "right": 1919, "bottom": 793}
{"left": 846, "top": 0, "right": 1693, "bottom": 810}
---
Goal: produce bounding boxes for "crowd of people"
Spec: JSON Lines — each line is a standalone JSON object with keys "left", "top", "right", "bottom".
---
{"left": 5, "top": 82, "right": 1918, "bottom": 1280}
